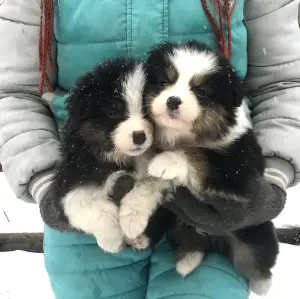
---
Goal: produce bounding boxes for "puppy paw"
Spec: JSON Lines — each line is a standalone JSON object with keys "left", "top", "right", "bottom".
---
{"left": 148, "top": 151, "right": 189, "bottom": 185}
{"left": 92, "top": 209, "right": 125, "bottom": 253}
{"left": 120, "top": 184, "right": 162, "bottom": 239}
{"left": 62, "top": 186, "right": 125, "bottom": 253}
{"left": 119, "top": 203, "right": 150, "bottom": 239}
{"left": 250, "top": 277, "right": 272, "bottom": 296}
{"left": 95, "top": 228, "right": 124, "bottom": 253}
{"left": 127, "top": 234, "right": 150, "bottom": 251}
{"left": 176, "top": 251, "right": 204, "bottom": 277}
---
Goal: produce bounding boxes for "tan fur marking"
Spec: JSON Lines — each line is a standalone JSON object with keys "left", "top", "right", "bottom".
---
{"left": 191, "top": 74, "right": 203, "bottom": 87}
{"left": 165, "top": 66, "right": 177, "bottom": 83}
{"left": 192, "top": 104, "right": 229, "bottom": 144}
{"left": 183, "top": 147, "right": 209, "bottom": 192}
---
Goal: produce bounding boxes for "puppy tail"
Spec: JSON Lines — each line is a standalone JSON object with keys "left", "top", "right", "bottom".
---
{"left": 276, "top": 226, "right": 300, "bottom": 245}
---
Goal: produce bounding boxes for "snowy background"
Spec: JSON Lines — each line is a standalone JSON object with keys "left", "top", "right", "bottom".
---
{"left": 0, "top": 172, "right": 299, "bottom": 299}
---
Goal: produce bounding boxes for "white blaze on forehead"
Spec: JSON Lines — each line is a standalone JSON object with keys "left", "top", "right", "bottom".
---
{"left": 122, "top": 63, "right": 146, "bottom": 116}
{"left": 169, "top": 48, "right": 218, "bottom": 82}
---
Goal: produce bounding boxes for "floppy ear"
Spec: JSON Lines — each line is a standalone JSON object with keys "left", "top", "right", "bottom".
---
{"left": 228, "top": 67, "right": 245, "bottom": 107}
{"left": 146, "top": 41, "right": 174, "bottom": 66}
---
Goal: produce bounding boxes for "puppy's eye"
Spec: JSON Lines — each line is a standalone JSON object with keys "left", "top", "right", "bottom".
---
{"left": 160, "top": 80, "right": 169, "bottom": 87}
{"left": 108, "top": 110, "right": 122, "bottom": 119}
{"left": 196, "top": 88, "right": 206, "bottom": 97}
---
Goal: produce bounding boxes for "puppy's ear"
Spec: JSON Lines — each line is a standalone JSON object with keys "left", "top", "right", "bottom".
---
{"left": 146, "top": 42, "right": 174, "bottom": 66}
{"left": 228, "top": 68, "right": 245, "bottom": 107}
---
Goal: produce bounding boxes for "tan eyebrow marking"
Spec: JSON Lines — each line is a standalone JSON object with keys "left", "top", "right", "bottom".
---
{"left": 191, "top": 74, "right": 203, "bottom": 87}
{"left": 165, "top": 65, "right": 177, "bottom": 82}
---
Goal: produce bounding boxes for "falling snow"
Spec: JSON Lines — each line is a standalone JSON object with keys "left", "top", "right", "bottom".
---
{"left": 262, "top": 48, "right": 267, "bottom": 55}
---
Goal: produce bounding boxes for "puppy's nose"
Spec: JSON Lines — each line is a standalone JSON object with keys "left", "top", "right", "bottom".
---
{"left": 167, "top": 96, "right": 182, "bottom": 111}
{"left": 132, "top": 131, "right": 146, "bottom": 145}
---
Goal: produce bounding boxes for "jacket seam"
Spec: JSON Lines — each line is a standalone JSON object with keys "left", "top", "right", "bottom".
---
{"left": 45, "top": 256, "right": 150, "bottom": 271}
{"left": 245, "top": 0, "right": 295, "bottom": 22}
{"left": 248, "top": 58, "right": 300, "bottom": 68}
{"left": 161, "top": 0, "right": 168, "bottom": 41}
{"left": 155, "top": 295, "right": 218, "bottom": 299}
{"left": 58, "top": 40, "right": 127, "bottom": 46}
{"left": 0, "top": 16, "right": 39, "bottom": 26}
{"left": 0, "top": 128, "right": 59, "bottom": 149}
{"left": 254, "top": 116, "right": 300, "bottom": 124}
{"left": 126, "top": 0, "right": 133, "bottom": 57}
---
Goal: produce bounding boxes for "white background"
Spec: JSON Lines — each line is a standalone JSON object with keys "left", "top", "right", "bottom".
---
{"left": 0, "top": 172, "right": 300, "bottom": 299}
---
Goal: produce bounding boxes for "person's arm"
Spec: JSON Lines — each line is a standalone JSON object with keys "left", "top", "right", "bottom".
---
{"left": 0, "top": 1, "right": 59, "bottom": 203}
{"left": 245, "top": 0, "right": 300, "bottom": 190}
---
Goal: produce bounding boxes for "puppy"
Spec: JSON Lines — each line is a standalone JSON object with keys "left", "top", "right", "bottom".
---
{"left": 144, "top": 41, "right": 278, "bottom": 295}
{"left": 40, "top": 57, "right": 173, "bottom": 253}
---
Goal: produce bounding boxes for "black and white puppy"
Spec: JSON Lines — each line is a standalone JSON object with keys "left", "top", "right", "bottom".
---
{"left": 40, "top": 57, "right": 172, "bottom": 253}
{"left": 141, "top": 41, "right": 277, "bottom": 295}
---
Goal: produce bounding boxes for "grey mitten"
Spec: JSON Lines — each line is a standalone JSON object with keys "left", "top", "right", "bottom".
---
{"left": 167, "top": 177, "right": 286, "bottom": 235}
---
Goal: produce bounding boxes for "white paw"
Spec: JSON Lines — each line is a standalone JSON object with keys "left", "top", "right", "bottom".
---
{"left": 62, "top": 186, "right": 125, "bottom": 253}
{"left": 119, "top": 184, "right": 162, "bottom": 239}
{"left": 94, "top": 228, "right": 124, "bottom": 253}
{"left": 119, "top": 202, "right": 151, "bottom": 239}
{"left": 127, "top": 234, "right": 150, "bottom": 251}
{"left": 176, "top": 251, "right": 204, "bottom": 277}
{"left": 250, "top": 277, "right": 272, "bottom": 296}
{"left": 148, "top": 152, "right": 189, "bottom": 185}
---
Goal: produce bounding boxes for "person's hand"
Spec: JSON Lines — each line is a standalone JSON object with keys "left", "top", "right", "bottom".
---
{"left": 166, "top": 177, "right": 286, "bottom": 235}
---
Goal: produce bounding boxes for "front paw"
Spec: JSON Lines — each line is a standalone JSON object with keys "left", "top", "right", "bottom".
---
{"left": 119, "top": 185, "right": 162, "bottom": 239}
{"left": 94, "top": 227, "right": 125, "bottom": 253}
{"left": 148, "top": 152, "right": 189, "bottom": 185}
{"left": 119, "top": 201, "right": 151, "bottom": 239}
{"left": 126, "top": 234, "right": 150, "bottom": 251}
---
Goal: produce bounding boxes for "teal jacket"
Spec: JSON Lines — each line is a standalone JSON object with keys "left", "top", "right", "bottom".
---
{"left": 45, "top": 1, "right": 249, "bottom": 299}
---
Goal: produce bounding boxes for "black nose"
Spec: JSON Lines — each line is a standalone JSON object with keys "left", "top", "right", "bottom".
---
{"left": 132, "top": 131, "right": 146, "bottom": 145}
{"left": 167, "top": 96, "right": 182, "bottom": 111}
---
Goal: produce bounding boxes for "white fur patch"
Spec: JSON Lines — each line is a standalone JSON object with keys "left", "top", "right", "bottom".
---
{"left": 62, "top": 183, "right": 124, "bottom": 253}
{"left": 250, "top": 277, "right": 272, "bottom": 296}
{"left": 119, "top": 179, "right": 171, "bottom": 239}
{"left": 127, "top": 234, "right": 150, "bottom": 251}
{"left": 147, "top": 151, "right": 189, "bottom": 186}
{"left": 122, "top": 63, "right": 146, "bottom": 117}
{"left": 170, "top": 48, "right": 218, "bottom": 81}
{"left": 176, "top": 251, "right": 204, "bottom": 277}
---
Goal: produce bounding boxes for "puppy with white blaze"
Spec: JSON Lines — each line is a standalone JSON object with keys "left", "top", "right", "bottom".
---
{"left": 142, "top": 41, "right": 278, "bottom": 295}
{"left": 40, "top": 57, "right": 174, "bottom": 253}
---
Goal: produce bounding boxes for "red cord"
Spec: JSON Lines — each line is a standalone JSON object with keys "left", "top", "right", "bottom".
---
{"left": 38, "top": 0, "right": 55, "bottom": 93}
{"left": 201, "top": 0, "right": 232, "bottom": 60}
